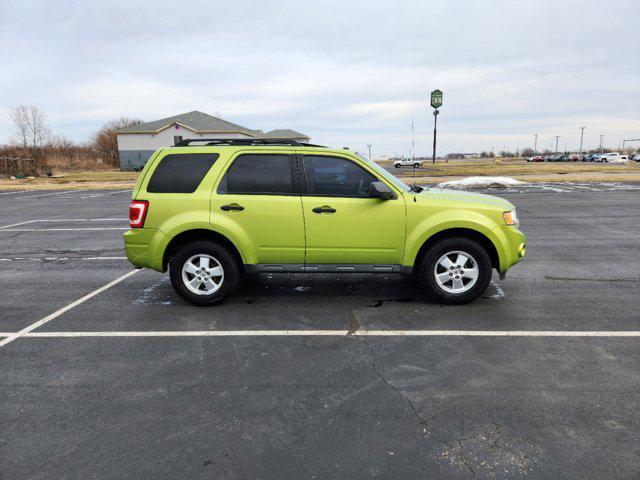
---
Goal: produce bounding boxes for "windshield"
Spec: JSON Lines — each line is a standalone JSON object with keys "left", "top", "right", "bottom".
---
{"left": 356, "top": 153, "right": 412, "bottom": 192}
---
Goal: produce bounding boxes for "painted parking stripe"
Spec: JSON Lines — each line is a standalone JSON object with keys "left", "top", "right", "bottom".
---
{"left": 1, "top": 330, "right": 640, "bottom": 338}
{"left": 0, "top": 256, "right": 127, "bottom": 261}
{"left": 0, "top": 218, "right": 125, "bottom": 229}
{"left": 0, "top": 220, "right": 38, "bottom": 230}
{"left": 0, "top": 227, "right": 129, "bottom": 232}
{"left": 0, "top": 269, "right": 140, "bottom": 348}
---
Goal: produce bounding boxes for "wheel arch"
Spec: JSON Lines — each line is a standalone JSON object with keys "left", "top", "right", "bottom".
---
{"left": 162, "top": 229, "right": 245, "bottom": 272}
{"left": 413, "top": 228, "right": 500, "bottom": 271}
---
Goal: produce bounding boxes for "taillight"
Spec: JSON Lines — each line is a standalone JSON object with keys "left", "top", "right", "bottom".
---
{"left": 129, "top": 200, "right": 149, "bottom": 228}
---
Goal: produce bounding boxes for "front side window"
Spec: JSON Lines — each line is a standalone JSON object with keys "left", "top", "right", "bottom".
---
{"left": 218, "top": 154, "right": 294, "bottom": 195}
{"left": 303, "top": 155, "right": 377, "bottom": 198}
{"left": 147, "top": 153, "right": 219, "bottom": 193}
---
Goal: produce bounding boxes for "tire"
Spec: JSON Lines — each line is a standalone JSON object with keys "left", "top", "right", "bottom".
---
{"left": 414, "top": 163, "right": 420, "bottom": 168}
{"left": 394, "top": 164, "right": 401, "bottom": 168}
{"left": 417, "top": 237, "right": 492, "bottom": 305}
{"left": 169, "top": 240, "right": 241, "bottom": 306}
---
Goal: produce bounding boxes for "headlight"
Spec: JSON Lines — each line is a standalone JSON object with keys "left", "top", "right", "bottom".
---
{"left": 503, "top": 209, "right": 519, "bottom": 225}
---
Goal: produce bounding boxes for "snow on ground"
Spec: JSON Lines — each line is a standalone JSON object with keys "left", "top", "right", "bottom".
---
{"left": 437, "top": 176, "right": 526, "bottom": 189}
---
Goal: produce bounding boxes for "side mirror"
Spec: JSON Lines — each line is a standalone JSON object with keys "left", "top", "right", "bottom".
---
{"left": 369, "top": 181, "right": 396, "bottom": 200}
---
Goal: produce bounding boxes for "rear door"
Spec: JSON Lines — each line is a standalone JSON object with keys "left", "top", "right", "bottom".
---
{"left": 299, "top": 154, "right": 406, "bottom": 265}
{"left": 210, "top": 152, "right": 305, "bottom": 264}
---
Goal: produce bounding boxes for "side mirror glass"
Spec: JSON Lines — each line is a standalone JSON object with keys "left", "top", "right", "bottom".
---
{"left": 369, "top": 181, "right": 396, "bottom": 200}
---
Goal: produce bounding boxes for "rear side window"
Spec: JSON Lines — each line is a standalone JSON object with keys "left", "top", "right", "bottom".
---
{"left": 147, "top": 153, "right": 219, "bottom": 193}
{"left": 303, "top": 155, "right": 377, "bottom": 198}
{"left": 218, "top": 154, "right": 294, "bottom": 195}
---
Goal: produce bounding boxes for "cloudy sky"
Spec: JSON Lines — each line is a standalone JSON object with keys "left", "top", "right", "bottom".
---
{"left": 1, "top": 0, "right": 638, "bottom": 156}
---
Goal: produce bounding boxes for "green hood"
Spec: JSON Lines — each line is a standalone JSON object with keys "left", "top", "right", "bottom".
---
{"left": 420, "top": 187, "right": 514, "bottom": 210}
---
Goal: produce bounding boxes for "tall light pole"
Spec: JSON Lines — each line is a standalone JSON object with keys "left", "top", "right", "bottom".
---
{"left": 554, "top": 136, "right": 560, "bottom": 154}
{"left": 599, "top": 134, "right": 604, "bottom": 154}
{"left": 534, "top": 134, "right": 538, "bottom": 154}
{"left": 579, "top": 127, "right": 585, "bottom": 156}
{"left": 366, "top": 144, "right": 372, "bottom": 160}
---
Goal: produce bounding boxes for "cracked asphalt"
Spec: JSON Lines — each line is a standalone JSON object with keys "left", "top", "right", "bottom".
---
{"left": 1, "top": 185, "right": 639, "bottom": 479}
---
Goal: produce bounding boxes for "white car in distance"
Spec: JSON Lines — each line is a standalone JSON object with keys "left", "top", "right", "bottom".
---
{"left": 596, "top": 152, "right": 628, "bottom": 163}
{"left": 394, "top": 158, "right": 422, "bottom": 168}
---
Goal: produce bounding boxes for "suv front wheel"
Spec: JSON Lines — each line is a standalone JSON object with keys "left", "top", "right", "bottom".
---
{"left": 169, "top": 240, "right": 240, "bottom": 306}
{"left": 418, "top": 237, "right": 492, "bottom": 304}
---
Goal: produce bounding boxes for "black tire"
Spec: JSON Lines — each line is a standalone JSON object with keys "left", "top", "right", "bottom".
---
{"left": 169, "top": 240, "right": 241, "bottom": 306}
{"left": 395, "top": 164, "right": 401, "bottom": 168}
{"left": 414, "top": 163, "right": 420, "bottom": 168}
{"left": 417, "top": 237, "right": 492, "bottom": 305}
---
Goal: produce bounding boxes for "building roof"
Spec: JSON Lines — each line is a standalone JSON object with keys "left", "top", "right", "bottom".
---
{"left": 261, "top": 129, "right": 310, "bottom": 140}
{"left": 117, "top": 110, "right": 258, "bottom": 135}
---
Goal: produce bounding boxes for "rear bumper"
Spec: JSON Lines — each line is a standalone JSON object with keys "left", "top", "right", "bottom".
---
{"left": 123, "top": 228, "right": 166, "bottom": 271}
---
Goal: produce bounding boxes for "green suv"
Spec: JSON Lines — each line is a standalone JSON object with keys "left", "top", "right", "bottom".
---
{"left": 124, "top": 139, "right": 526, "bottom": 305}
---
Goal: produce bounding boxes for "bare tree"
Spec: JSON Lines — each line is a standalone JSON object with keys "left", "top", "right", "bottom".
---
{"left": 9, "top": 105, "right": 50, "bottom": 149}
{"left": 92, "top": 117, "right": 143, "bottom": 167}
{"left": 9, "top": 106, "right": 30, "bottom": 148}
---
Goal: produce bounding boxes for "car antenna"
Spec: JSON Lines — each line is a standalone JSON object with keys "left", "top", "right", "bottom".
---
{"left": 411, "top": 115, "right": 417, "bottom": 188}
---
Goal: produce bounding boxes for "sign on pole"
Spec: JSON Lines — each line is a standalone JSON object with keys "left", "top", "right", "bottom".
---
{"left": 430, "top": 89, "right": 443, "bottom": 109}
{"left": 430, "top": 89, "right": 442, "bottom": 164}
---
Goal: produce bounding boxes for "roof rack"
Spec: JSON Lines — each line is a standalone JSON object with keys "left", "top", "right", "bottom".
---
{"left": 174, "top": 138, "right": 325, "bottom": 148}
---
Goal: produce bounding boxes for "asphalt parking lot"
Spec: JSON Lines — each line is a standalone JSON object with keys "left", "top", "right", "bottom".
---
{"left": 1, "top": 184, "right": 639, "bottom": 479}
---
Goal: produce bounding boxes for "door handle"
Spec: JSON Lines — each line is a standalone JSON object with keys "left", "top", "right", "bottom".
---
{"left": 312, "top": 206, "right": 336, "bottom": 214}
{"left": 221, "top": 204, "right": 244, "bottom": 211}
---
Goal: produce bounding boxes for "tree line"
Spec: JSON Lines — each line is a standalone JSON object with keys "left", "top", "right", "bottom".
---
{"left": 2, "top": 105, "right": 142, "bottom": 175}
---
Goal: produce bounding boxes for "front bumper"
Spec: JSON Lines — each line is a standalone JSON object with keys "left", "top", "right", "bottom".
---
{"left": 492, "top": 224, "right": 527, "bottom": 274}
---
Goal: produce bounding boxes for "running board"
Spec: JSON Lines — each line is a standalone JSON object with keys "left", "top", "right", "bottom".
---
{"left": 245, "top": 264, "right": 412, "bottom": 274}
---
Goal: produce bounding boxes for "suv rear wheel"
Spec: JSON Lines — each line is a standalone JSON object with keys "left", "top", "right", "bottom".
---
{"left": 169, "top": 240, "right": 240, "bottom": 306}
{"left": 418, "top": 237, "right": 492, "bottom": 304}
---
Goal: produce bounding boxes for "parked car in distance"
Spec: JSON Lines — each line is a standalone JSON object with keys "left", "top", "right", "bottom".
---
{"left": 631, "top": 153, "right": 640, "bottom": 162}
{"left": 596, "top": 152, "right": 627, "bottom": 162}
{"left": 584, "top": 153, "right": 600, "bottom": 162}
{"left": 547, "top": 154, "right": 562, "bottom": 162}
{"left": 124, "top": 139, "right": 526, "bottom": 306}
{"left": 394, "top": 158, "right": 422, "bottom": 168}
{"left": 527, "top": 155, "right": 544, "bottom": 162}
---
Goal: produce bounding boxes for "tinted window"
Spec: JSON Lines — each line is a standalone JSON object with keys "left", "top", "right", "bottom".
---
{"left": 147, "top": 153, "right": 219, "bottom": 193}
{"left": 304, "top": 156, "right": 377, "bottom": 197}
{"left": 218, "top": 154, "right": 293, "bottom": 195}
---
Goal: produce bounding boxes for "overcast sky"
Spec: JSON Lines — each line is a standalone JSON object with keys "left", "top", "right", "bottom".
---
{"left": 1, "top": 0, "right": 638, "bottom": 156}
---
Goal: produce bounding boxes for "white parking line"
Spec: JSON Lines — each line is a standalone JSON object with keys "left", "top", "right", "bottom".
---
{"left": 0, "top": 269, "right": 140, "bottom": 348}
{"left": 0, "top": 190, "right": 37, "bottom": 195}
{"left": 8, "top": 190, "right": 78, "bottom": 199}
{"left": 0, "top": 220, "right": 38, "bottom": 230}
{"left": 0, "top": 256, "right": 127, "bottom": 261}
{"left": 0, "top": 218, "right": 125, "bottom": 230}
{"left": 0, "top": 228, "right": 128, "bottom": 232}
{"left": 1, "top": 330, "right": 640, "bottom": 338}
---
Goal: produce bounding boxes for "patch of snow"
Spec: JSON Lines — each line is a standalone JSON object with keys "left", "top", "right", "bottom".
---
{"left": 487, "top": 282, "right": 506, "bottom": 299}
{"left": 437, "top": 176, "right": 525, "bottom": 189}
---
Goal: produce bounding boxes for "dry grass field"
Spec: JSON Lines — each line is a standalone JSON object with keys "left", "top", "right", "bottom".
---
{"left": 1, "top": 159, "right": 639, "bottom": 190}
{"left": 0, "top": 171, "right": 139, "bottom": 191}
{"left": 386, "top": 158, "right": 640, "bottom": 184}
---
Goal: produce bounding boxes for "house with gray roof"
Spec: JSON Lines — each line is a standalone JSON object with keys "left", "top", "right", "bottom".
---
{"left": 116, "top": 110, "right": 310, "bottom": 170}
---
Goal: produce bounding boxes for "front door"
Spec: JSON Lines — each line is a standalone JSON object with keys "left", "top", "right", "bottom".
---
{"left": 211, "top": 153, "right": 305, "bottom": 264}
{"left": 300, "top": 154, "right": 406, "bottom": 265}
